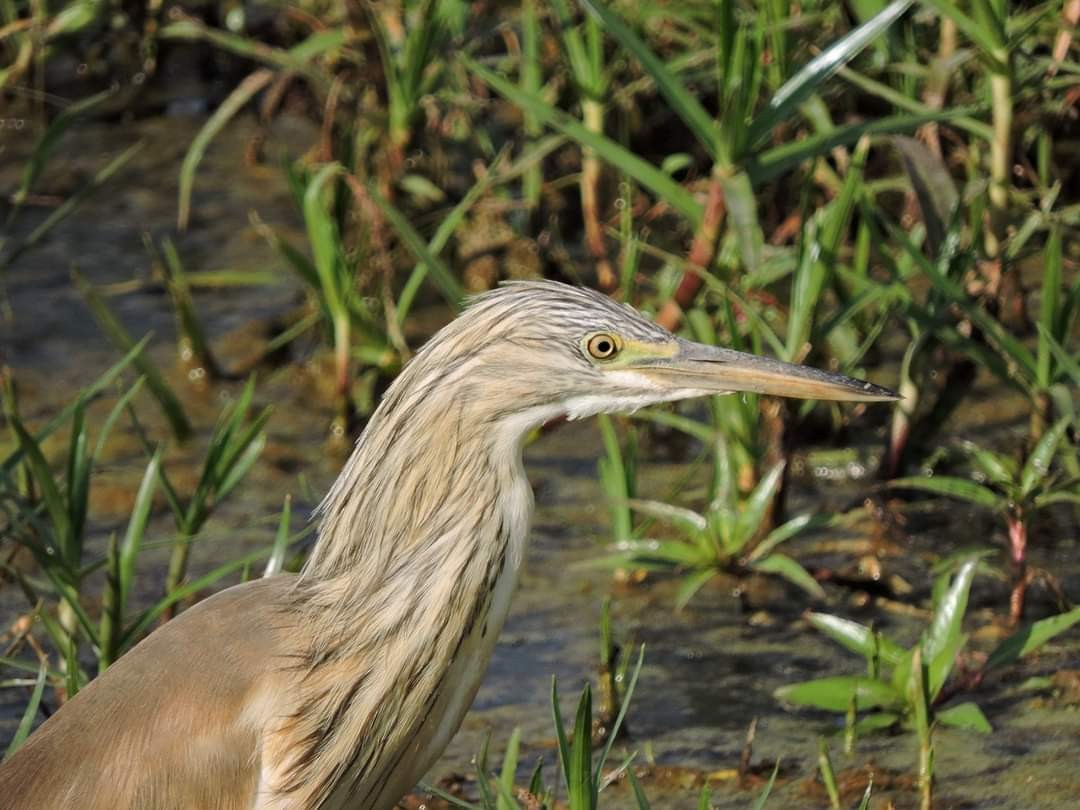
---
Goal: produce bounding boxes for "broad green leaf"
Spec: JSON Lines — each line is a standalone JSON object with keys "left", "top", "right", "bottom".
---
{"left": 751, "top": 553, "right": 825, "bottom": 600}
{"left": 890, "top": 476, "right": 1003, "bottom": 510}
{"left": 936, "top": 701, "right": 992, "bottom": 733}
{"left": 985, "top": 606, "right": 1080, "bottom": 671}
{"left": 626, "top": 499, "right": 707, "bottom": 535}
{"left": 734, "top": 462, "right": 785, "bottom": 545}
{"left": 923, "top": 558, "right": 977, "bottom": 698}
{"left": 775, "top": 676, "right": 904, "bottom": 712}
{"left": 807, "top": 613, "right": 906, "bottom": 667}
{"left": 892, "top": 136, "right": 958, "bottom": 258}
{"left": 1020, "top": 417, "right": 1070, "bottom": 496}
{"left": 747, "top": 0, "right": 914, "bottom": 147}
{"left": 854, "top": 712, "right": 900, "bottom": 733}
{"left": 961, "top": 443, "right": 1017, "bottom": 488}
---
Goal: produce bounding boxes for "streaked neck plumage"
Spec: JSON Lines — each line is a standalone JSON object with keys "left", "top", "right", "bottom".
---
{"left": 276, "top": 321, "right": 551, "bottom": 808}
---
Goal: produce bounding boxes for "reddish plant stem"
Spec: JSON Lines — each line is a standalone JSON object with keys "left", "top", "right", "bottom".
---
{"left": 1008, "top": 514, "right": 1028, "bottom": 625}
{"left": 656, "top": 172, "right": 728, "bottom": 331}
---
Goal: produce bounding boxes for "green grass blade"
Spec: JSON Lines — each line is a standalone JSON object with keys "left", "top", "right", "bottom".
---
{"left": 365, "top": 183, "right": 465, "bottom": 308}
{"left": 1037, "top": 228, "right": 1062, "bottom": 386}
{"left": 750, "top": 759, "right": 781, "bottom": 810}
{"left": 464, "top": 57, "right": 702, "bottom": 225}
{"left": 579, "top": 0, "right": 717, "bottom": 157}
{"left": 497, "top": 727, "right": 522, "bottom": 810}
{"left": 72, "top": 269, "right": 192, "bottom": 440}
{"left": 889, "top": 476, "right": 1003, "bottom": 509}
{"left": 747, "top": 109, "right": 974, "bottom": 186}
{"left": 747, "top": 0, "right": 914, "bottom": 148}
{"left": 176, "top": 70, "right": 274, "bottom": 229}
{"left": 1, "top": 337, "right": 147, "bottom": 475}
{"left": 751, "top": 554, "right": 826, "bottom": 600}
{"left": 264, "top": 495, "right": 292, "bottom": 578}
{"left": 596, "top": 644, "right": 644, "bottom": 778}
{"left": 2, "top": 661, "right": 46, "bottom": 761}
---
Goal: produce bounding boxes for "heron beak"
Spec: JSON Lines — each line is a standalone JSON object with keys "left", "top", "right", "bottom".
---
{"left": 638, "top": 339, "right": 900, "bottom": 402}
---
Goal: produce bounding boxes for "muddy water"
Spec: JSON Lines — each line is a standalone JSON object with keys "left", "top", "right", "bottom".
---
{"left": 2, "top": 118, "right": 1079, "bottom": 810}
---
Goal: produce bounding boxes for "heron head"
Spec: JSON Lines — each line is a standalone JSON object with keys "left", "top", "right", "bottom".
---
{"left": 432, "top": 282, "right": 897, "bottom": 427}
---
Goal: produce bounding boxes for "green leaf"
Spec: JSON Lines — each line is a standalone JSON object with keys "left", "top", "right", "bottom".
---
{"left": 497, "top": 727, "right": 522, "bottom": 810}
{"left": 675, "top": 568, "right": 717, "bottom": 610}
{"left": 734, "top": 462, "right": 785, "bottom": 545}
{"left": 568, "top": 684, "right": 595, "bottom": 810}
{"left": 923, "top": 558, "right": 977, "bottom": 698}
{"left": 3, "top": 662, "right": 46, "bottom": 762}
{"left": 889, "top": 475, "right": 1003, "bottom": 510}
{"left": 751, "top": 553, "right": 826, "bottom": 600}
{"left": 626, "top": 498, "right": 706, "bottom": 535}
{"left": 750, "top": 760, "right": 781, "bottom": 810}
{"left": 596, "top": 644, "right": 644, "bottom": 779}
{"left": 1020, "top": 417, "right": 1070, "bottom": 496}
{"left": 920, "top": 0, "right": 1006, "bottom": 59}
{"left": 263, "top": 495, "right": 292, "bottom": 579}
{"left": 892, "top": 136, "right": 958, "bottom": 258}
{"left": 178, "top": 69, "right": 274, "bottom": 230}
{"left": 579, "top": 0, "right": 717, "bottom": 157}
{"left": 807, "top": 613, "right": 906, "bottom": 667}
{"left": 1036, "top": 325, "right": 1080, "bottom": 387}
{"left": 985, "top": 606, "right": 1080, "bottom": 671}
{"left": 626, "top": 769, "right": 652, "bottom": 810}
{"left": 119, "top": 449, "right": 161, "bottom": 616}
{"left": 936, "top": 701, "right": 992, "bottom": 733}
{"left": 366, "top": 183, "right": 465, "bottom": 309}
{"left": 775, "top": 676, "right": 903, "bottom": 712}
{"left": 747, "top": 109, "right": 977, "bottom": 186}
{"left": 746, "top": 0, "right": 914, "bottom": 148}
{"left": 1036, "top": 228, "right": 1062, "bottom": 387}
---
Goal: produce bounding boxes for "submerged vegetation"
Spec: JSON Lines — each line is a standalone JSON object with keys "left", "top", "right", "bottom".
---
{"left": 2, "top": 0, "right": 1079, "bottom": 805}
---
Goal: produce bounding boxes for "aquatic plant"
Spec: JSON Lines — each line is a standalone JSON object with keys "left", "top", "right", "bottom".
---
{"left": 609, "top": 454, "right": 829, "bottom": 608}
{"left": 891, "top": 417, "right": 1080, "bottom": 622}
{"left": 777, "top": 559, "right": 1080, "bottom": 808}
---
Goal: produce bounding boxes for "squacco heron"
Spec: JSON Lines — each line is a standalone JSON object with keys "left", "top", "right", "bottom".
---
{"left": 0, "top": 281, "right": 895, "bottom": 808}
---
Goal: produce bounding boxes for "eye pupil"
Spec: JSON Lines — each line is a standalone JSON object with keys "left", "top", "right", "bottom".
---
{"left": 588, "top": 334, "right": 618, "bottom": 359}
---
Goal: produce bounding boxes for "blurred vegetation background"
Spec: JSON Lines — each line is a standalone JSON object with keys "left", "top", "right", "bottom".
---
{"left": 1, "top": 0, "right": 1079, "bottom": 807}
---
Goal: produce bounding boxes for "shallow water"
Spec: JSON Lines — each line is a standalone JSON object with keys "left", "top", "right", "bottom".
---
{"left": 2, "top": 117, "right": 1079, "bottom": 809}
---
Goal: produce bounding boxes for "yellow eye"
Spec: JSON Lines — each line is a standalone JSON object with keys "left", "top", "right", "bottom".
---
{"left": 586, "top": 333, "right": 619, "bottom": 360}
